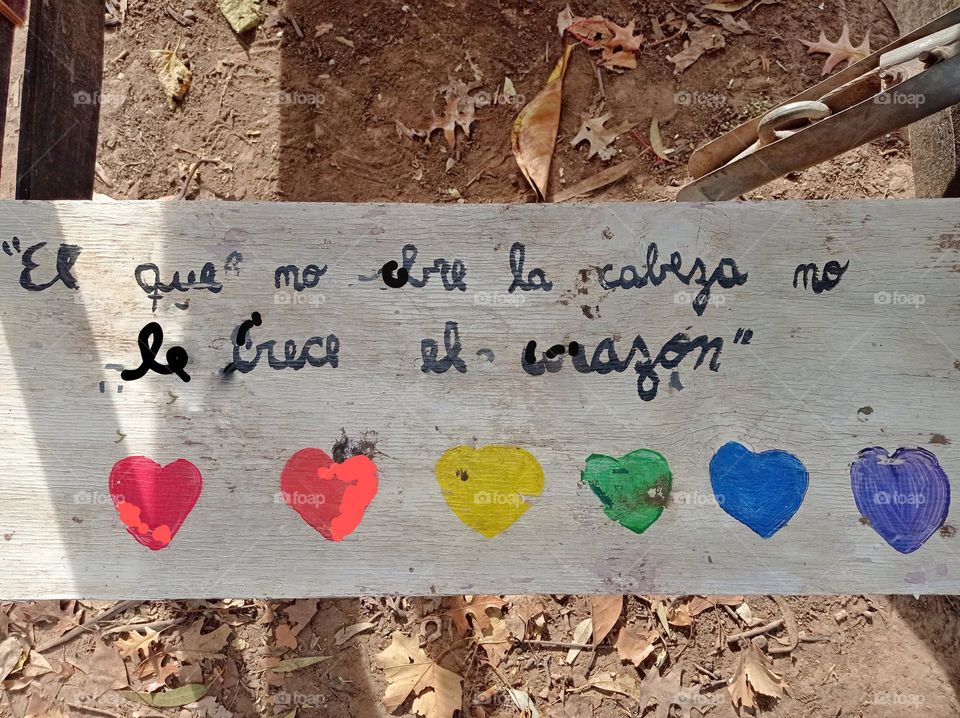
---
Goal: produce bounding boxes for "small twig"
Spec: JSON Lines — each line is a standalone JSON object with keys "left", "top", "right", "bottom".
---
{"left": 799, "top": 633, "right": 833, "bottom": 643}
{"left": 768, "top": 596, "right": 799, "bottom": 655}
{"left": 721, "top": 604, "right": 741, "bottom": 625}
{"left": 521, "top": 639, "right": 595, "bottom": 650}
{"left": 725, "top": 619, "right": 783, "bottom": 647}
{"left": 39, "top": 601, "right": 141, "bottom": 652}
{"left": 693, "top": 662, "right": 720, "bottom": 680}
{"left": 178, "top": 158, "right": 218, "bottom": 199}
{"left": 101, "top": 618, "right": 183, "bottom": 636}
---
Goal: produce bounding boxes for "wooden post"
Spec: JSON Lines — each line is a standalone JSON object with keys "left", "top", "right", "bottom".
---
{"left": 15, "top": 0, "right": 103, "bottom": 200}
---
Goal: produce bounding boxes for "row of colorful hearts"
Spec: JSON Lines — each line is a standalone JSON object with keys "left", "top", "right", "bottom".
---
{"left": 107, "top": 442, "right": 952, "bottom": 555}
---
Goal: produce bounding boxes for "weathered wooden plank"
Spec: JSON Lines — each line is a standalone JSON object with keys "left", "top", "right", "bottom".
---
{"left": 0, "top": 200, "right": 959, "bottom": 599}
{"left": 15, "top": 0, "right": 103, "bottom": 200}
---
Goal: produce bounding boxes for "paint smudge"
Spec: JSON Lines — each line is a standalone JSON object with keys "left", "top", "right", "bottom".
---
{"left": 851, "top": 446, "right": 951, "bottom": 554}
{"left": 280, "top": 449, "right": 378, "bottom": 541}
{"left": 709, "top": 441, "right": 808, "bottom": 538}
{"left": 582, "top": 449, "right": 672, "bottom": 535}
{"left": 108, "top": 456, "right": 202, "bottom": 550}
{"left": 435, "top": 445, "right": 544, "bottom": 538}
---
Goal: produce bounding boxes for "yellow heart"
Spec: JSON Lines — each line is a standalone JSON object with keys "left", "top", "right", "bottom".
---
{"left": 435, "top": 445, "right": 545, "bottom": 537}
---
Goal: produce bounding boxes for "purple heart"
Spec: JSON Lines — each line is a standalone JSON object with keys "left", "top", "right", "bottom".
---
{"left": 850, "top": 447, "right": 951, "bottom": 554}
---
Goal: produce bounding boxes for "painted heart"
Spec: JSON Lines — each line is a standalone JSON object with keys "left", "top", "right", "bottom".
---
{"left": 280, "top": 449, "right": 378, "bottom": 541}
{"left": 435, "top": 445, "right": 544, "bottom": 538}
{"left": 582, "top": 449, "right": 672, "bottom": 534}
{"left": 851, "top": 446, "right": 951, "bottom": 554}
{"left": 709, "top": 441, "right": 808, "bottom": 538}
{"left": 109, "top": 456, "right": 203, "bottom": 550}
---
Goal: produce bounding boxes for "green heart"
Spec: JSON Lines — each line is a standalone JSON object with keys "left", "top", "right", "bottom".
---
{"left": 582, "top": 449, "right": 673, "bottom": 534}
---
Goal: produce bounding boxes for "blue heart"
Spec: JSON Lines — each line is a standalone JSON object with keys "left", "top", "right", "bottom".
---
{"left": 850, "top": 447, "right": 951, "bottom": 554}
{"left": 709, "top": 441, "right": 809, "bottom": 538}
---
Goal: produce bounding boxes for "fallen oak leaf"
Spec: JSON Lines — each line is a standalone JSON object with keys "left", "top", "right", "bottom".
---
{"left": 427, "top": 79, "right": 480, "bottom": 152}
{"left": 172, "top": 619, "right": 231, "bottom": 662}
{"left": 566, "top": 16, "right": 644, "bottom": 69}
{"left": 667, "top": 26, "right": 725, "bottom": 74}
{"left": 512, "top": 43, "right": 574, "bottom": 201}
{"left": 115, "top": 627, "right": 161, "bottom": 661}
{"left": 477, "top": 613, "right": 510, "bottom": 668}
{"left": 284, "top": 599, "right": 319, "bottom": 636}
{"left": 800, "top": 24, "right": 871, "bottom": 75}
{"left": 445, "top": 595, "right": 506, "bottom": 637}
{"left": 701, "top": 0, "right": 754, "bottom": 11}
{"left": 728, "top": 641, "right": 787, "bottom": 711}
{"left": 571, "top": 114, "right": 634, "bottom": 160}
{"left": 375, "top": 631, "right": 463, "bottom": 718}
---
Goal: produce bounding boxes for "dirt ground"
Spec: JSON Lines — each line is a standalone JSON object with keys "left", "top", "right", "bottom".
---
{"left": 2, "top": 0, "right": 958, "bottom": 717}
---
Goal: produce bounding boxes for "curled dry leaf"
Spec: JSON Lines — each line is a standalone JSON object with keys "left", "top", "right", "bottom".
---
{"left": 477, "top": 613, "right": 511, "bottom": 668}
{"left": 728, "top": 641, "right": 787, "bottom": 711}
{"left": 701, "top": 0, "right": 755, "bottom": 11}
{"left": 334, "top": 621, "right": 375, "bottom": 647}
{"left": 375, "top": 631, "right": 463, "bottom": 718}
{"left": 270, "top": 655, "right": 331, "bottom": 673}
{"left": 512, "top": 43, "right": 574, "bottom": 201}
{"left": 649, "top": 119, "right": 676, "bottom": 162}
{"left": 151, "top": 44, "right": 192, "bottom": 109}
{"left": 0, "top": 636, "right": 23, "bottom": 681}
{"left": 284, "top": 598, "right": 319, "bottom": 636}
{"left": 590, "top": 595, "right": 623, "bottom": 644}
{"left": 801, "top": 24, "right": 871, "bottom": 75}
{"left": 667, "top": 26, "right": 725, "bottom": 74}
{"left": 445, "top": 595, "right": 506, "bottom": 636}
{"left": 614, "top": 626, "right": 657, "bottom": 666}
{"left": 173, "top": 619, "right": 231, "bottom": 662}
{"left": 119, "top": 683, "right": 210, "bottom": 708}
{"left": 82, "top": 639, "right": 129, "bottom": 697}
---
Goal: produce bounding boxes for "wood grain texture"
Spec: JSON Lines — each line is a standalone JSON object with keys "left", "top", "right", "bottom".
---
{"left": 0, "top": 200, "right": 959, "bottom": 598}
{"left": 15, "top": 0, "right": 103, "bottom": 199}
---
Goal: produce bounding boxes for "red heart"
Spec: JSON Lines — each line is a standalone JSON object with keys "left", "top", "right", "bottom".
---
{"left": 108, "top": 457, "right": 202, "bottom": 550}
{"left": 280, "top": 449, "right": 378, "bottom": 541}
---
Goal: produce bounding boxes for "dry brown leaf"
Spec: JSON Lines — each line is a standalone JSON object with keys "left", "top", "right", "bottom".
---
{"left": 504, "top": 595, "right": 546, "bottom": 640}
{"left": 649, "top": 118, "right": 676, "bottom": 161}
{"left": 801, "top": 24, "right": 871, "bottom": 75}
{"left": 334, "top": 621, "right": 376, "bottom": 647}
{"left": 445, "top": 595, "right": 506, "bottom": 637}
{"left": 639, "top": 669, "right": 704, "bottom": 718}
{"left": 571, "top": 114, "right": 634, "bottom": 161}
{"left": 427, "top": 79, "right": 480, "bottom": 151}
{"left": 477, "top": 613, "right": 511, "bottom": 668}
{"left": 590, "top": 595, "right": 623, "bottom": 645}
{"left": 614, "top": 626, "right": 657, "bottom": 666}
{"left": 715, "top": 13, "right": 751, "bottom": 34}
{"left": 567, "top": 16, "right": 644, "bottom": 69}
{"left": 565, "top": 618, "right": 593, "bottom": 665}
{"left": 728, "top": 641, "right": 787, "bottom": 711}
{"left": 274, "top": 623, "right": 299, "bottom": 651}
{"left": 284, "top": 599, "right": 319, "bottom": 636}
{"left": 557, "top": 5, "right": 574, "bottom": 36}
{"left": 173, "top": 619, "right": 231, "bottom": 662}
{"left": 218, "top": 0, "right": 262, "bottom": 33}
{"left": 667, "top": 26, "right": 725, "bottom": 73}
{"left": 584, "top": 669, "right": 642, "bottom": 698}
{"left": 512, "top": 43, "right": 573, "bottom": 201}
{"left": 375, "top": 631, "right": 463, "bottom": 718}
{"left": 78, "top": 639, "right": 128, "bottom": 697}
{"left": 115, "top": 627, "right": 161, "bottom": 661}
{"left": 136, "top": 651, "right": 179, "bottom": 690}
{"left": 24, "top": 695, "right": 70, "bottom": 718}
{"left": 553, "top": 157, "right": 639, "bottom": 202}
{"left": 151, "top": 44, "right": 192, "bottom": 109}
{"left": 0, "top": 636, "right": 23, "bottom": 681}
{"left": 701, "top": 0, "right": 754, "bottom": 11}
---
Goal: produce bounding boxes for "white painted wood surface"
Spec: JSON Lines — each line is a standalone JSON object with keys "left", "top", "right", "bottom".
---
{"left": 0, "top": 199, "right": 959, "bottom": 598}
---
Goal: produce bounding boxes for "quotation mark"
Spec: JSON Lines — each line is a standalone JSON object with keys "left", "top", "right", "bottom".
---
{"left": 1, "top": 237, "right": 21, "bottom": 256}
{"left": 733, "top": 328, "right": 753, "bottom": 345}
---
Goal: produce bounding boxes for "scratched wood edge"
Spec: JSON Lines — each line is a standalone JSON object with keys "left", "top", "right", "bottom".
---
{"left": 15, "top": 0, "right": 103, "bottom": 200}
{"left": 1, "top": 199, "right": 960, "bottom": 599}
